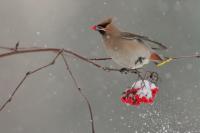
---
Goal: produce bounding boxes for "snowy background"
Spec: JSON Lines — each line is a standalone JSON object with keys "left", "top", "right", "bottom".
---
{"left": 0, "top": 0, "right": 200, "bottom": 132}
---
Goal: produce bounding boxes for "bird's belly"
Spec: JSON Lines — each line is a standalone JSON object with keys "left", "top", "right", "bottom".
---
{"left": 105, "top": 46, "right": 150, "bottom": 69}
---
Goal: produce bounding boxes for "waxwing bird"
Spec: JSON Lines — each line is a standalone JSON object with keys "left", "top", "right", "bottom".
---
{"left": 91, "top": 18, "right": 168, "bottom": 69}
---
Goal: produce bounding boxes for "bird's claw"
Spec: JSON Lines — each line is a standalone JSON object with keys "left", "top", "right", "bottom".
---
{"left": 120, "top": 68, "right": 129, "bottom": 74}
{"left": 149, "top": 72, "right": 159, "bottom": 83}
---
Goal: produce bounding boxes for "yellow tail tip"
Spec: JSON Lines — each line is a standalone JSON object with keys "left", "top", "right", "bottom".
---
{"left": 156, "top": 58, "right": 173, "bottom": 67}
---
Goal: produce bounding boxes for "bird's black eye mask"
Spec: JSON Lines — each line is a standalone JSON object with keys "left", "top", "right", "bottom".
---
{"left": 97, "top": 26, "right": 106, "bottom": 35}
{"left": 96, "top": 23, "right": 110, "bottom": 35}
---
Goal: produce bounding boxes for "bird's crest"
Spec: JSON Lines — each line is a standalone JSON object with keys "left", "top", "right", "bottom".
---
{"left": 97, "top": 18, "right": 113, "bottom": 28}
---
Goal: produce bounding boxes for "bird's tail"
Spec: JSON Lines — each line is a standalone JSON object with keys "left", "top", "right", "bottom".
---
{"left": 149, "top": 52, "right": 173, "bottom": 67}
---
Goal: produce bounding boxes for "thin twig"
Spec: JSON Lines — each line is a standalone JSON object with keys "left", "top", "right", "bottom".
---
{"left": 0, "top": 72, "right": 27, "bottom": 111}
{"left": 0, "top": 49, "right": 64, "bottom": 112}
{"left": 0, "top": 47, "right": 96, "bottom": 133}
{"left": 89, "top": 57, "right": 112, "bottom": 61}
{"left": 172, "top": 54, "right": 200, "bottom": 60}
{"left": 61, "top": 54, "right": 95, "bottom": 133}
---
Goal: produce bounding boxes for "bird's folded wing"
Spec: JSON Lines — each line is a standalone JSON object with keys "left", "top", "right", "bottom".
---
{"left": 120, "top": 32, "right": 168, "bottom": 50}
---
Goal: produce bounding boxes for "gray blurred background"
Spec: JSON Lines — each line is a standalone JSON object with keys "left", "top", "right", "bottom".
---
{"left": 0, "top": 0, "right": 200, "bottom": 132}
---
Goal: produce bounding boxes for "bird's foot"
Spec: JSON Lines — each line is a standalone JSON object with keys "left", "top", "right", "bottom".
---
{"left": 120, "top": 68, "right": 129, "bottom": 74}
{"left": 120, "top": 68, "right": 139, "bottom": 74}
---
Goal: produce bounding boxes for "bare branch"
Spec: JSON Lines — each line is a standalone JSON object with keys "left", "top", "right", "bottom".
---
{"left": 89, "top": 57, "right": 112, "bottom": 61}
{"left": 171, "top": 54, "right": 200, "bottom": 60}
{"left": 0, "top": 49, "right": 64, "bottom": 112}
{"left": 0, "top": 45, "right": 199, "bottom": 132}
{"left": 0, "top": 47, "right": 142, "bottom": 75}
{"left": 0, "top": 47, "right": 96, "bottom": 133}
{"left": 0, "top": 72, "right": 27, "bottom": 111}
{"left": 61, "top": 54, "right": 95, "bottom": 133}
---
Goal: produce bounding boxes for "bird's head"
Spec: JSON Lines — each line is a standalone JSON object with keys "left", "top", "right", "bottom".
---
{"left": 90, "top": 18, "right": 117, "bottom": 35}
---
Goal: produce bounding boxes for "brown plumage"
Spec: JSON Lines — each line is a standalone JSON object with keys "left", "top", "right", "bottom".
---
{"left": 91, "top": 18, "right": 167, "bottom": 69}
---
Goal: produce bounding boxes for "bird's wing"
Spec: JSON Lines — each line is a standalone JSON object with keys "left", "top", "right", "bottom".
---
{"left": 120, "top": 32, "right": 168, "bottom": 50}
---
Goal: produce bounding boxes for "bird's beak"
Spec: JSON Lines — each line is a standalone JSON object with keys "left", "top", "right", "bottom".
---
{"left": 90, "top": 25, "right": 97, "bottom": 31}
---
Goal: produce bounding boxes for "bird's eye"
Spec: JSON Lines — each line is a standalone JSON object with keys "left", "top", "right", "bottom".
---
{"left": 96, "top": 25, "right": 105, "bottom": 31}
